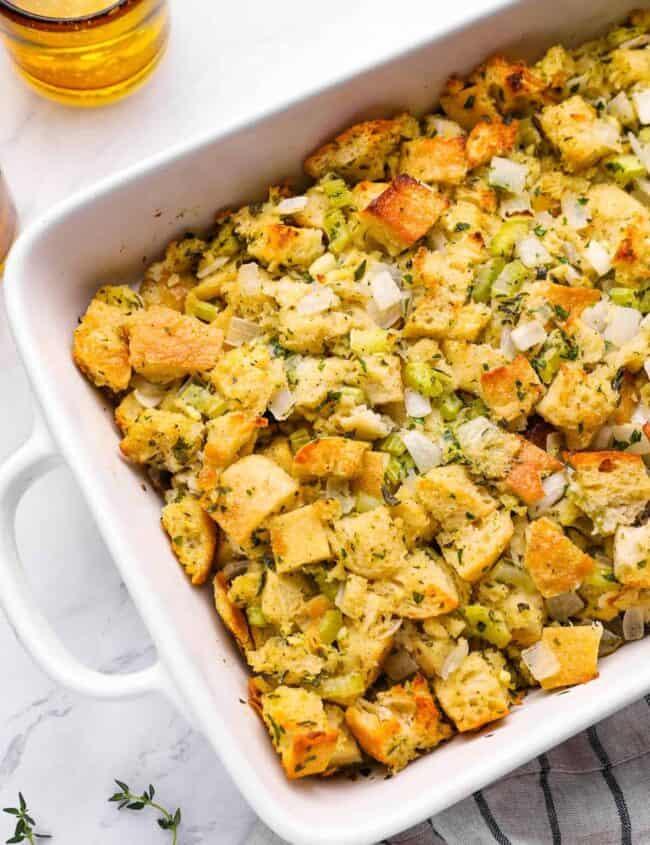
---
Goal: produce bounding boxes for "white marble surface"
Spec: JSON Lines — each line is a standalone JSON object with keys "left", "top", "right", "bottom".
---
{"left": 0, "top": 2, "right": 490, "bottom": 842}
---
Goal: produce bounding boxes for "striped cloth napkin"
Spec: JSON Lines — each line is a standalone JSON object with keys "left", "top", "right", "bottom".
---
{"left": 246, "top": 695, "right": 650, "bottom": 845}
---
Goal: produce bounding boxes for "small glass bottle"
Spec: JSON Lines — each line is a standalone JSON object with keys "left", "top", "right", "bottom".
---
{"left": 0, "top": 169, "right": 17, "bottom": 272}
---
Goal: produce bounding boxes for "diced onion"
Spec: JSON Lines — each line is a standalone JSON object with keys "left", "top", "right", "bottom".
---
{"left": 237, "top": 262, "right": 263, "bottom": 295}
{"left": 561, "top": 193, "right": 590, "bottom": 229}
{"left": 366, "top": 300, "right": 402, "bottom": 329}
{"left": 593, "top": 119, "right": 621, "bottom": 149}
{"left": 603, "top": 304, "right": 641, "bottom": 346}
{"left": 628, "top": 132, "right": 650, "bottom": 172}
{"left": 197, "top": 255, "right": 229, "bottom": 279}
{"left": 428, "top": 116, "right": 464, "bottom": 138}
{"left": 500, "top": 193, "right": 532, "bottom": 218}
{"left": 132, "top": 376, "right": 166, "bottom": 408}
{"left": 221, "top": 559, "right": 250, "bottom": 581}
{"left": 584, "top": 240, "right": 612, "bottom": 276}
{"left": 488, "top": 157, "right": 528, "bottom": 194}
{"left": 608, "top": 91, "right": 636, "bottom": 126}
{"left": 634, "top": 177, "right": 650, "bottom": 204}
{"left": 582, "top": 299, "right": 610, "bottom": 333}
{"left": 404, "top": 388, "right": 432, "bottom": 418}
{"left": 529, "top": 471, "right": 567, "bottom": 517}
{"left": 276, "top": 195, "right": 308, "bottom": 214}
{"left": 500, "top": 327, "right": 517, "bottom": 360}
{"left": 511, "top": 319, "right": 547, "bottom": 351}
{"left": 429, "top": 229, "right": 448, "bottom": 253}
{"left": 297, "top": 286, "right": 340, "bottom": 314}
{"left": 631, "top": 402, "right": 650, "bottom": 424}
{"left": 633, "top": 89, "right": 650, "bottom": 124}
{"left": 309, "top": 252, "right": 338, "bottom": 277}
{"left": 370, "top": 270, "right": 402, "bottom": 312}
{"left": 268, "top": 387, "right": 294, "bottom": 421}
{"left": 440, "top": 638, "right": 469, "bottom": 680}
{"left": 591, "top": 425, "right": 613, "bottom": 449}
{"left": 326, "top": 478, "right": 355, "bottom": 514}
{"left": 384, "top": 649, "right": 418, "bottom": 682}
{"left": 599, "top": 628, "right": 623, "bottom": 658}
{"left": 521, "top": 641, "right": 560, "bottom": 681}
{"left": 611, "top": 423, "right": 650, "bottom": 454}
{"left": 516, "top": 236, "right": 551, "bottom": 268}
{"left": 225, "top": 316, "right": 262, "bottom": 346}
{"left": 546, "top": 432, "right": 562, "bottom": 456}
{"left": 546, "top": 592, "right": 585, "bottom": 622}
{"left": 401, "top": 429, "right": 442, "bottom": 473}
{"left": 623, "top": 607, "right": 645, "bottom": 641}
{"left": 619, "top": 33, "right": 650, "bottom": 49}
{"left": 563, "top": 238, "right": 580, "bottom": 262}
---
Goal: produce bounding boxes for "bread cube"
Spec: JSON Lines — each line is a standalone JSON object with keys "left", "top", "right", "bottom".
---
{"left": 524, "top": 517, "right": 595, "bottom": 598}
{"left": 415, "top": 465, "right": 496, "bottom": 530}
{"left": 119, "top": 409, "right": 204, "bottom": 472}
{"left": 442, "top": 340, "right": 508, "bottom": 394}
{"left": 210, "top": 454, "right": 299, "bottom": 545}
{"left": 114, "top": 392, "right": 145, "bottom": 433}
{"left": 269, "top": 503, "right": 333, "bottom": 573}
{"left": 483, "top": 55, "right": 549, "bottom": 113}
{"left": 261, "top": 686, "right": 338, "bottom": 779}
{"left": 439, "top": 509, "right": 514, "bottom": 583}
{"left": 345, "top": 674, "right": 452, "bottom": 771}
{"left": 440, "top": 76, "right": 500, "bottom": 131}
{"left": 434, "top": 652, "right": 510, "bottom": 732}
{"left": 390, "top": 484, "right": 436, "bottom": 549}
{"left": 127, "top": 305, "right": 223, "bottom": 384}
{"left": 394, "top": 550, "right": 459, "bottom": 618}
{"left": 614, "top": 523, "right": 650, "bottom": 588}
{"left": 199, "top": 412, "right": 265, "bottom": 489}
{"left": 351, "top": 450, "right": 388, "bottom": 499}
{"left": 466, "top": 116, "right": 518, "bottom": 169}
{"left": 455, "top": 416, "right": 522, "bottom": 479}
{"left": 73, "top": 299, "right": 131, "bottom": 392}
{"left": 234, "top": 205, "right": 324, "bottom": 271}
{"left": 161, "top": 497, "right": 217, "bottom": 585}
{"left": 304, "top": 114, "right": 417, "bottom": 181}
{"left": 248, "top": 633, "right": 331, "bottom": 685}
{"left": 260, "top": 570, "right": 310, "bottom": 634}
{"left": 539, "top": 96, "right": 618, "bottom": 172}
{"left": 293, "top": 436, "right": 368, "bottom": 479}
{"left": 610, "top": 47, "right": 650, "bottom": 88}
{"left": 399, "top": 136, "right": 468, "bottom": 184}
{"left": 538, "top": 624, "right": 602, "bottom": 690}
{"left": 360, "top": 354, "right": 403, "bottom": 405}
{"left": 404, "top": 296, "right": 491, "bottom": 341}
{"left": 324, "top": 704, "right": 363, "bottom": 770}
{"left": 526, "top": 281, "right": 601, "bottom": 321}
{"left": 211, "top": 344, "right": 285, "bottom": 416}
{"left": 480, "top": 355, "right": 543, "bottom": 426}
{"left": 505, "top": 438, "right": 564, "bottom": 505}
{"left": 213, "top": 571, "right": 253, "bottom": 651}
{"left": 360, "top": 175, "right": 448, "bottom": 255}
{"left": 332, "top": 506, "right": 407, "bottom": 579}
{"left": 278, "top": 306, "right": 353, "bottom": 355}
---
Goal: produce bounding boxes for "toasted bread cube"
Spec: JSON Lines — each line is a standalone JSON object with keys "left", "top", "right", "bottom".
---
{"left": 199, "top": 412, "right": 265, "bottom": 489}
{"left": 440, "top": 76, "right": 500, "bottom": 130}
{"left": 361, "top": 354, "right": 403, "bottom": 405}
{"left": 332, "top": 506, "right": 407, "bottom": 579}
{"left": 466, "top": 116, "right": 519, "bottom": 169}
{"left": 73, "top": 299, "right": 131, "bottom": 392}
{"left": 127, "top": 305, "right": 223, "bottom": 384}
{"left": 399, "top": 136, "right": 468, "bottom": 184}
{"left": 114, "top": 392, "right": 145, "bottom": 433}
{"left": 211, "top": 344, "right": 285, "bottom": 416}
{"left": 259, "top": 436, "right": 294, "bottom": 475}
{"left": 304, "top": 114, "right": 417, "bottom": 181}
{"left": 565, "top": 450, "right": 650, "bottom": 535}
{"left": 261, "top": 686, "right": 338, "bottom": 779}
{"left": 538, "top": 625, "right": 602, "bottom": 690}
{"left": 269, "top": 503, "right": 333, "bottom": 572}
{"left": 455, "top": 416, "right": 522, "bottom": 479}
{"left": 415, "top": 465, "right": 496, "bottom": 530}
{"left": 324, "top": 704, "right": 363, "bottom": 770}
{"left": 361, "top": 175, "right": 448, "bottom": 255}
{"left": 210, "top": 454, "right": 300, "bottom": 545}
{"left": 260, "top": 570, "right": 311, "bottom": 634}
{"left": 394, "top": 550, "right": 459, "bottom": 618}
{"left": 480, "top": 355, "right": 543, "bottom": 426}
{"left": 250, "top": 222, "right": 324, "bottom": 271}
{"left": 248, "top": 633, "right": 331, "bottom": 685}
{"left": 404, "top": 297, "right": 491, "bottom": 341}
{"left": 539, "top": 96, "right": 618, "bottom": 172}
{"left": 527, "top": 281, "right": 601, "bottom": 321}
{"left": 119, "top": 409, "right": 203, "bottom": 472}
{"left": 505, "top": 438, "right": 564, "bottom": 505}
{"left": 293, "top": 436, "right": 369, "bottom": 480}
{"left": 524, "top": 517, "right": 594, "bottom": 598}
{"left": 434, "top": 652, "right": 510, "bottom": 732}
{"left": 439, "top": 509, "right": 514, "bottom": 583}
{"left": 482, "top": 55, "right": 548, "bottom": 114}
{"left": 610, "top": 47, "right": 650, "bottom": 89}
{"left": 345, "top": 674, "right": 452, "bottom": 772}
{"left": 351, "top": 450, "right": 388, "bottom": 499}
{"left": 214, "top": 571, "right": 253, "bottom": 651}
{"left": 614, "top": 523, "right": 650, "bottom": 588}
{"left": 442, "top": 340, "right": 508, "bottom": 394}
{"left": 390, "top": 484, "right": 436, "bottom": 549}
{"left": 161, "top": 497, "right": 217, "bottom": 585}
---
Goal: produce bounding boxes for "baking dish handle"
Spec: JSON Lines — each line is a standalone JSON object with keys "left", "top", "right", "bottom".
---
{"left": 0, "top": 415, "right": 185, "bottom": 708}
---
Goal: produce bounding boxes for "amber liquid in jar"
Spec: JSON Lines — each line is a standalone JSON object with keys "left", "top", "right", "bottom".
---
{"left": 0, "top": 0, "right": 170, "bottom": 106}
{"left": 0, "top": 170, "right": 17, "bottom": 272}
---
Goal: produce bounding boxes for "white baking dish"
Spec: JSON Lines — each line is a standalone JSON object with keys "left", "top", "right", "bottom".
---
{"left": 2, "top": 1, "right": 650, "bottom": 842}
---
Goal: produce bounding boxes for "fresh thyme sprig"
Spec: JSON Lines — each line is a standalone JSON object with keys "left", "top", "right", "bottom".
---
{"left": 108, "top": 781, "right": 181, "bottom": 844}
{"left": 3, "top": 793, "right": 51, "bottom": 844}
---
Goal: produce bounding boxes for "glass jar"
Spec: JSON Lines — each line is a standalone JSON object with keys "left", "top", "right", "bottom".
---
{"left": 0, "top": 0, "right": 170, "bottom": 106}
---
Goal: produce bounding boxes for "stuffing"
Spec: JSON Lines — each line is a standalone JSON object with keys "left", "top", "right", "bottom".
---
{"left": 351, "top": 450, "right": 388, "bottom": 499}
{"left": 332, "top": 506, "right": 407, "bottom": 579}
{"left": 247, "top": 633, "right": 333, "bottom": 685}
{"left": 434, "top": 651, "right": 510, "bottom": 732}
{"left": 505, "top": 438, "right": 564, "bottom": 504}
{"left": 480, "top": 356, "right": 544, "bottom": 427}
{"left": 214, "top": 572, "right": 253, "bottom": 651}
{"left": 210, "top": 344, "right": 285, "bottom": 416}
{"left": 404, "top": 296, "right": 491, "bottom": 341}
{"left": 260, "top": 570, "right": 311, "bottom": 634}
{"left": 360, "top": 175, "right": 449, "bottom": 255}
{"left": 525, "top": 281, "right": 601, "bottom": 321}
{"left": 455, "top": 415, "right": 522, "bottom": 479}
{"left": 390, "top": 484, "right": 436, "bottom": 549}
{"left": 73, "top": 298, "right": 132, "bottom": 392}
{"left": 360, "top": 353, "right": 403, "bottom": 405}
{"left": 539, "top": 96, "right": 619, "bottom": 172}
{"left": 524, "top": 517, "right": 595, "bottom": 598}
{"left": 269, "top": 503, "right": 333, "bottom": 572}
{"left": 119, "top": 409, "right": 204, "bottom": 473}
{"left": 439, "top": 509, "right": 514, "bottom": 583}
{"left": 234, "top": 206, "right": 324, "bottom": 271}
{"left": 345, "top": 674, "right": 452, "bottom": 771}
{"left": 537, "top": 624, "right": 602, "bottom": 690}
{"left": 293, "top": 436, "right": 369, "bottom": 479}
{"left": 442, "top": 340, "right": 508, "bottom": 393}
{"left": 466, "top": 116, "right": 519, "bottom": 169}
{"left": 161, "top": 496, "right": 217, "bottom": 585}
{"left": 440, "top": 75, "right": 501, "bottom": 131}
{"left": 613, "top": 523, "right": 650, "bottom": 588}
{"left": 399, "top": 136, "right": 468, "bottom": 184}
{"left": 324, "top": 704, "right": 363, "bottom": 770}
{"left": 199, "top": 412, "right": 265, "bottom": 488}
{"left": 393, "top": 550, "right": 460, "bottom": 618}
{"left": 610, "top": 47, "right": 650, "bottom": 89}
{"left": 415, "top": 465, "right": 496, "bottom": 530}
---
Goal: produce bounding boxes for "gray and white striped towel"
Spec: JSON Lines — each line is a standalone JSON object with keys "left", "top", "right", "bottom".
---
{"left": 246, "top": 695, "right": 650, "bottom": 845}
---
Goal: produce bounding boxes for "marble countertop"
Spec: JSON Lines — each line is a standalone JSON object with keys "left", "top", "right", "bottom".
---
{"left": 0, "top": 2, "right": 488, "bottom": 841}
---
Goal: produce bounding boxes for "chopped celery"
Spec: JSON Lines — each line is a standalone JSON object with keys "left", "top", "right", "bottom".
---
{"left": 610, "top": 287, "right": 639, "bottom": 309}
{"left": 316, "top": 672, "right": 365, "bottom": 705}
{"left": 385, "top": 456, "right": 405, "bottom": 486}
{"left": 319, "top": 609, "right": 343, "bottom": 644}
{"left": 604, "top": 154, "right": 646, "bottom": 184}
{"left": 582, "top": 564, "right": 619, "bottom": 593}
{"left": 472, "top": 258, "right": 505, "bottom": 303}
{"left": 491, "top": 259, "right": 529, "bottom": 298}
{"left": 463, "top": 604, "right": 511, "bottom": 648}
{"left": 350, "top": 328, "right": 393, "bottom": 354}
{"left": 638, "top": 287, "right": 650, "bottom": 315}
{"left": 177, "top": 383, "right": 228, "bottom": 418}
{"left": 324, "top": 209, "right": 351, "bottom": 253}
{"left": 491, "top": 560, "right": 536, "bottom": 591}
{"left": 639, "top": 127, "right": 650, "bottom": 145}
{"left": 339, "top": 387, "right": 367, "bottom": 405}
{"left": 379, "top": 433, "right": 407, "bottom": 456}
{"left": 490, "top": 219, "right": 529, "bottom": 258}
{"left": 246, "top": 606, "right": 267, "bottom": 627}
{"left": 403, "top": 362, "right": 451, "bottom": 398}
{"left": 185, "top": 292, "right": 220, "bottom": 322}
{"left": 440, "top": 392, "right": 463, "bottom": 421}
{"left": 463, "top": 397, "right": 490, "bottom": 420}
{"left": 356, "top": 492, "right": 383, "bottom": 512}
{"left": 289, "top": 427, "right": 312, "bottom": 453}
{"left": 322, "top": 174, "right": 353, "bottom": 208}
{"left": 532, "top": 345, "right": 561, "bottom": 385}
{"left": 209, "top": 219, "right": 240, "bottom": 258}
{"left": 312, "top": 568, "right": 340, "bottom": 602}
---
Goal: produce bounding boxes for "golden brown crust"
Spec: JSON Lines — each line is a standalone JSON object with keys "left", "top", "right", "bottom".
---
{"left": 73, "top": 299, "right": 131, "bottom": 393}
{"left": 399, "top": 136, "right": 468, "bottom": 184}
{"left": 213, "top": 572, "right": 253, "bottom": 651}
{"left": 466, "top": 116, "right": 519, "bottom": 169}
{"left": 506, "top": 438, "right": 563, "bottom": 504}
{"left": 524, "top": 516, "right": 595, "bottom": 598}
{"left": 539, "top": 625, "right": 602, "bottom": 690}
{"left": 480, "top": 356, "right": 543, "bottom": 424}
{"left": 293, "top": 436, "right": 369, "bottom": 479}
